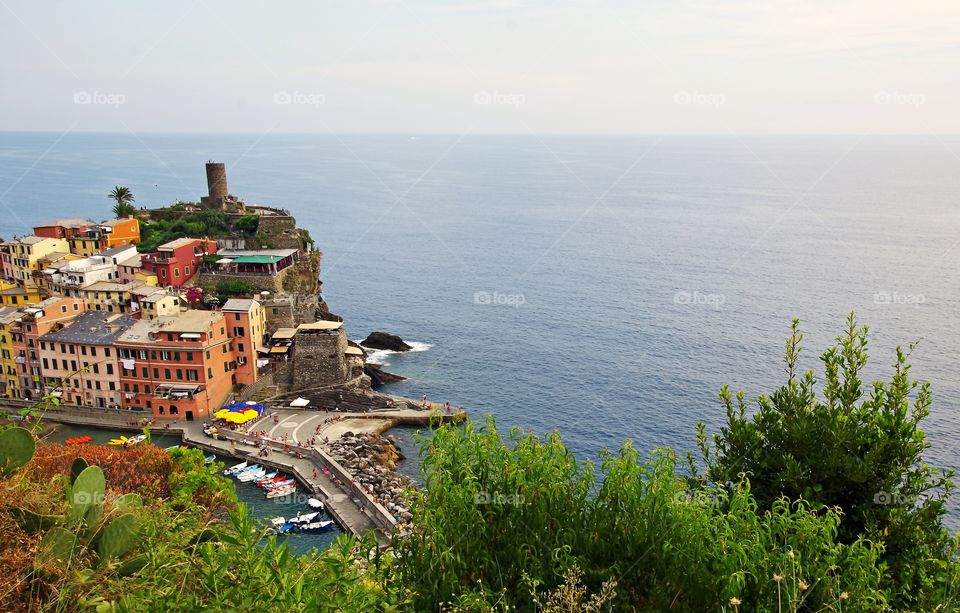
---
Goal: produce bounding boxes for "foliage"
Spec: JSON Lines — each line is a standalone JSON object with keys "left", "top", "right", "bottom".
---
{"left": 185, "top": 287, "right": 203, "bottom": 306}
{"left": 165, "top": 447, "right": 236, "bottom": 511}
{"left": 26, "top": 443, "right": 174, "bottom": 500}
{"left": 136, "top": 209, "right": 230, "bottom": 253}
{"left": 393, "top": 415, "right": 889, "bottom": 611}
{"left": 233, "top": 214, "right": 260, "bottom": 235}
{"left": 109, "top": 186, "right": 135, "bottom": 219}
{"left": 216, "top": 279, "right": 258, "bottom": 299}
{"left": 691, "top": 313, "right": 957, "bottom": 608}
{"left": 0, "top": 426, "right": 35, "bottom": 476}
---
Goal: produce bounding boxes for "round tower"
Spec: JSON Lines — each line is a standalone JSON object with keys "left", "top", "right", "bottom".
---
{"left": 205, "top": 162, "right": 228, "bottom": 201}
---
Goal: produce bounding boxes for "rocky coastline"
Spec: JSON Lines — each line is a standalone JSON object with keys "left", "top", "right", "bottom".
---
{"left": 328, "top": 431, "right": 414, "bottom": 524}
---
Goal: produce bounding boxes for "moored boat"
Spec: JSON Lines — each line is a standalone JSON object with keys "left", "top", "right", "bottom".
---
{"left": 107, "top": 435, "right": 128, "bottom": 446}
{"left": 223, "top": 461, "right": 248, "bottom": 475}
{"left": 254, "top": 472, "right": 279, "bottom": 484}
{"left": 266, "top": 485, "right": 296, "bottom": 499}
{"left": 307, "top": 498, "right": 324, "bottom": 510}
{"left": 287, "top": 511, "right": 319, "bottom": 524}
{"left": 123, "top": 434, "right": 147, "bottom": 447}
{"left": 238, "top": 469, "right": 267, "bottom": 482}
{"left": 263, "top": 478, "right": 295, "bottom": 490}
{"left": 203, "top": 454, "right": 216, "bottom": 464}
{"left": 296, "top": 520, "right": 335, "bottom": 533}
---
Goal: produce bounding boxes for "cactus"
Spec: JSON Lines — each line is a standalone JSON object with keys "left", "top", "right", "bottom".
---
{"left": 69, "top": 465, "right": 105, "bottom": 531}
{"left": 10, "top": 507, "right": 65, "bottom": 533}
{"left": 95, "top": 513, "right": 139, "bottom": 562}
{"left": 69, "top": 457, "right": 89, "bottom": 485}
{"left": 0, "top": 426, "right": 35, "bottom": 476}
{"left": 38, "top": 526, "right": 77, "bottom": 565}
{"left": 116, "top": 553, "right": 149, "bottom": 576}
{"left": 112, "top": 493, "right": 141, "bottom": 513}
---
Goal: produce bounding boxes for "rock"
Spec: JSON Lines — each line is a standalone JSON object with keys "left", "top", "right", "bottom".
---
{"left": 360, "top": 331, "right": 413, "bottom": 352}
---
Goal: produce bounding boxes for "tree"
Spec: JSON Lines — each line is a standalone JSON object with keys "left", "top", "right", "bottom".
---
{"left": 110, "top": 186, "right": 136, "bottom": 218}
{"left": 690, "top": 313, "right": 956, "bottom": 608}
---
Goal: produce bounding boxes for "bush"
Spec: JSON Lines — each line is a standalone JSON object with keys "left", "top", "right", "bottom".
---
{"left": 216, "top": 279, "right": 258, "bottom": 298}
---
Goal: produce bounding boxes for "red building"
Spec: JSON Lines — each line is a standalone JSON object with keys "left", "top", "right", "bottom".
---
{"left": 32, "top": 218, "right": 94, "bottom": 240}
{"left": 141, "top": 238, "right": 217, "bottom": 288}
{"left": 115, "top": 310, "right": 236, "bottom": 420}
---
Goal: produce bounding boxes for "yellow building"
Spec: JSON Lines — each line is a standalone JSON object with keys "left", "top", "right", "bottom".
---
{"left": 4, "top": 236, "right": 71, "bottom": 288}
{"left": 0, "top": 282, "right": 43, "bottom": 308}
{"left": 80, "top": 281, "right": 144, "bottom": 314}
{"left": 133, "top": 286, "right": 181, "bottom": 319}
{"left": 0, "top": 306, "right": 22, "bottom": 398}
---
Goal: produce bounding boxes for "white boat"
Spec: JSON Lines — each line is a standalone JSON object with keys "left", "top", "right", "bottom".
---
{"left": 238, "top": 469, "right": 267, "bottom": 482}
{"left": 266, "top": 485, "right": 297, "bottom": 499}
{"left": 287, "top": 511, "right": 319, "bottom": 524}
{"left": 269, "top": 516, "right": 286, "bottom": 526}
{"left": 254, "top": 471, "right": 278, "bottom": 483}
{"left": 297, "top": 520, "right": 335, "bottom": 533}
{"left": 263, "top": 478, "right": 295, "bottom": 490}
{"left": 307, "top": 498, "right": 324, "bottom": 510}
{"left": 223, "top": 461, "right": 248, "bottom": 475}
{"left": 234, "top": 464, "right": 260, "bottom": 476}
{"left": 124, "top": 434, "right": 147, "bottom": 447}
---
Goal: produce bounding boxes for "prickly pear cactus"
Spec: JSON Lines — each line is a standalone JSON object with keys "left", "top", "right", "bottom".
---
{"left": 69, "top": 457, "right": 89, "bottom": 485}
{"left": 10, "top": 507, "right": 65, "bottom": 533}
{"left": 69, "top": 465, "right": 105, "bottom": 530}
{"left": 38, "top": 526, "right": 77, "bottom": 565}
{"left": 0, "top": 426, "right": 35, "bottom": 476}
{"left": 96, "top": 513, "right": 139, "bottom": 562}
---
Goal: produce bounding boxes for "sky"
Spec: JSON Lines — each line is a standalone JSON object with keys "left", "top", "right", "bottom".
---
{"left": 0, "top": 0, "right": 958, "bottom": 134}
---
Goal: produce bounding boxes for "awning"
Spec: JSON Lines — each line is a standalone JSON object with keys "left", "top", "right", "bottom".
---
{"left": 289, "top": 397, "right": 310, "bottom": 407}
{"left": 272, "top": 328, "right": 296, "bottom": 340}
{"left": 269, "top": 346, "right": 290, "bottom": 354}
{"left": 344, "top": 346, "right": 364, "bottom": 356}
{"left": 297, "top": 321, "right": 342, "bottom": 332}
{"left": 215, "top": 258, "right": 234, "bottom": 264}
{"left": 179, "top": 333, "right": 201, "bottom": 339}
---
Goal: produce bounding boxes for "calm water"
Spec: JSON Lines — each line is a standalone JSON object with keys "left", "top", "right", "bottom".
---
{"left": 5, "top": 133, "right": 959, "bottom": 528}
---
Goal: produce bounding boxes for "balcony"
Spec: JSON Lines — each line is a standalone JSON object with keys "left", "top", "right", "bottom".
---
{"left": 153, "top": 383, "right": 202, "bottom": 399}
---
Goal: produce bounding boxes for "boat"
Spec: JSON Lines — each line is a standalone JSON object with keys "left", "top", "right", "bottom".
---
{"left": 287, "top": 511, "right": 319, "bottom": 524}
{"left": 269, "top": 516, "right": 286, "bottom": 526}
{"left": 257, "top": 475, "right": 285, "bottom": 487}
{"left": 254, "top": 472, "right": 279, "bottom": 484}
{"left": 238, "top": 469, "right": 267, "bottom": 483}
{"left": 123, "top": 434, "right": 147, "bottom": 447}
{"left": 266, "top": 485, "right": 297, "bottom": 499}
{"left": 267, "top": 522, "right": 295, "bottom": 535}
{"left": 65, "top": 436, "right": 93, "bottom": 446}
{"left": 234, "top": 464, "right": 260, "bottom": 476}
{"left": 223, "top": 461, "right": 248, "bottom": 475}
{"left": 263, "top": 478, "right": 295, "bottom": 490}
{"left": 165, "top": 445, "right": 182, "bottom": 452}
{"left": 107, "top": 435, "right": 128, "bottom": 446}
{"left": 296, "top": 520, "right": 335, "bottom": 533}
{"left": 307, "top": 498, "right": 325, "bottom": 510}
{"left": 204, "top": 454, "right": 216, "bottom": 464}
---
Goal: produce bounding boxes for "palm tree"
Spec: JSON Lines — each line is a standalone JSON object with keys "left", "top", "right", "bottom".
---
{"left": 109, "top": 186, "right": 136, "bottom": 218}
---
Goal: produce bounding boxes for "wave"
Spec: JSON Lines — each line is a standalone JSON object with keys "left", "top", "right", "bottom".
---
{"left": 354, "top": 340, "right": 432, "bottom": 367}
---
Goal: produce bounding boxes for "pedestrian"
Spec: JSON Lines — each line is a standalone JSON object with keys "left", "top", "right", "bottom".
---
{"left": 313, "top": 467, "right": 318, "bottom": 479}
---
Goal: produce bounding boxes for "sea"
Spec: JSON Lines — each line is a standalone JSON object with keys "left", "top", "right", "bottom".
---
{"left": 2, "top": 132, "right": 959, "bottom": 530}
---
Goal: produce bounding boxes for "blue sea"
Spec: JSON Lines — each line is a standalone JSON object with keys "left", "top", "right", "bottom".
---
{"left": 3, "top": 132, "right": 959, "bottom": 528}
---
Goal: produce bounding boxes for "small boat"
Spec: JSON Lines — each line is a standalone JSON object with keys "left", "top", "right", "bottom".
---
{"left": 223, "top": 461, "right": 248, "bottom": 475}
{"left": 165, "top": 445, "right": 182, "bottom": 452}
{"left": 107, "top": 435, "right": 128, "bottom": 446}
{"left": 234, "top": 464, "right": 260, "bottom": 476}
{"left": 263, "top": 478, "right": 295, "bottom": 490}
{"left": 204, "top": 454, "right": 216, "bottom": 465}
{"left": 257, "top": 475, "right": 286, "bottom": 487}
{"left": 65, "top": 436, "right": 93, "bottom": 446}
{"left": 307, "top": 498, "right": 324, "bottom": 510}
{"left": 267, "top": 522, "right": 295, "bottom": 535}
{"left": 297, "top": 520, "right": 335, "bottom": 533}
{"left": 238, "top": 469, "right": 267, "bottom": 483}
{"left": 269, "top": 516, "right": 286, "bottom": 526}
{"left": 266, "top": 485, "right": 297, "bottom": 499}
{"left": 123, "top": 434, "right": 147, "bottom": 447}
{"left": 254, "top": 472, "right": 279, "bottom": 484}
{"left": 287, "top": 511, "right": 319, "bottom": 524}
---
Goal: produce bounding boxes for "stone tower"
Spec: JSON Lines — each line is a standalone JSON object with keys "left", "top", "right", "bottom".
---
{"left": 200, "top": 162, "right": 244, "bottom": 213}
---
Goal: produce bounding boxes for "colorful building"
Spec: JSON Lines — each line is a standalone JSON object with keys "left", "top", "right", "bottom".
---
{"left": 222, "top": 298, "right": 268, "bottom": 386}
{"left": 141, "top": 238, "right": 217, "bottom": 288}
{"left": 44, "top": 255, "right": 121, "bottom": 297}
{"left": 0, "top": 306, "right": 22, "bottom": 398}
{"left": 134, "top": 287, "right": 181, "bottom": 319}
{"left": 3, "top": 236, "right": 71, "bottom": 288}
{"left": 0, "top": 282, "right": 43, "bottom": 308}
{"left": 32, "top": 219, "right": 94, "bottom": 240}
{"left": 10, "top": 296, "right": 84, "bottom": 400}
{"left": 38, "top": 312, "right": 134, "bottom": 408}
{"left": 80, "top": 281, "right": 143, "bottom": 314}
{"left": 99, "top": 218, "right": 141, "bottom": 249}
{"left": 116, "top": 310, "right": 236, "bottom": 420}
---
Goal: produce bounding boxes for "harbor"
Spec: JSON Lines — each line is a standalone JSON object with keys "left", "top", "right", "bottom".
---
{"left": 2, "top": 399, "right": 464, "bottom": 543}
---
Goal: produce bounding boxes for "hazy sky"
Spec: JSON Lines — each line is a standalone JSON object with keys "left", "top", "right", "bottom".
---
{"left": 1, "top": 1, "right": 957, "bottom": 134}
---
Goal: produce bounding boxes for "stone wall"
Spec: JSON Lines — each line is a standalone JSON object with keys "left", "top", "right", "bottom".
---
{"left": 292, "top": 328, "right": 349, "bottom": 390}
{"left": 238, "top": 361, "right": 293, "bottom": 401}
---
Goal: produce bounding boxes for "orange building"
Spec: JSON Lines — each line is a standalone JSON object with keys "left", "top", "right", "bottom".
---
{"left": 10, "top": 296, "right": 85, "bottom": 400}
{"left": 116, "top": 310, "right": 236, "bottom": 420}
{"left": 100, "top": 218, "right": 141, "bottom": 248}
{"left": 222, "top": 298, "right": 268, "bottom": 386}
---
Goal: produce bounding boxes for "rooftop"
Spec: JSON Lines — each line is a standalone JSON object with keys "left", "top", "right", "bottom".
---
{"left": 217, "top": 248, "right": 298, "bottom": 259}
{"left": 118, "top": 310, "right": 222, "bottom": 344}
{"left": 222, "top": 298, "right": 257, "bottom": 312}
{"left": 101, "top": 218, "right": 134, "bottom": 227}
{"left": 296, "top": 321, "right": 343, "bottom": 332}
{"left": 82, "top": 280, "right": 137, "bottom": 293}
{"left": 40, "top": 312, "right": 135, "bottom": 346}
{"left": 0, "top": 306, "right": 21, "bottom": 325}
{"left": 37, "top": 218, "right": 93, "bottom": 228}
{"left": 117, "top": 254, "right": 142, "bottom": 267}
{"left": 102, "top": 244, "right": 136, "bottom": 258}
{"left": 158, "top": 237, "right": 203, "bottom": 251}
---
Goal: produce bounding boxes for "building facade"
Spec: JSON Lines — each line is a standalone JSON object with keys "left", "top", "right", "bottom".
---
{"left": 222, "top": 298, "right": 267, "bottom": 386}
{"left": 141, "top": 238, "right": 217, "bottom": 288}
{"left": 10, "top": 296, "right": 85, "bottom": 399}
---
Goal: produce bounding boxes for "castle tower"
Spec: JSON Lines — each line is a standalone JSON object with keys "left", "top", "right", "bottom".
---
{"left": 205, "top": 162, "right": 228, "bottom": 202}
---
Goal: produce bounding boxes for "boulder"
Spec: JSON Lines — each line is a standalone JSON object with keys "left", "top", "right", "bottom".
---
{"left": 360, "top": 332, "right": 413, "bottom": 352}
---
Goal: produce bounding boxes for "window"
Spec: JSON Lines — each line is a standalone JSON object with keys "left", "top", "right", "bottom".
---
{"left": 106, "top": 363, "right": 113, "bottom": 375}
{"left": 153, "top": 368, "right": 159, "bottom": 379}
{"left": 164, "top": 368, "right": 171, "bottom": 379}
{"left": 186, "top": 352, "right": 193, "bottom": 361}
{"left": 92, "top": 364, "right": 98, "bottom": 374}
{"left": 108, "top": 382, "right": 115, "bottom": 391}
{"left": 176, "top": 369, "right": 183, "bottom": 380}
{"left": 234, "top": 313, "right": 240, "bottom": 321}
{"left": 185, "top": 266, "right": 190, "bottom": 275}
{"left": 123, "top": 383, "right": 129, "bottom": 392}
{"left": 81, "top": 346, "right": 87, "bottom": 356}
{"left": 174, "top": 269, "right": 180, "bottom": 277}
{"left": 186, "top": 370, "right": 198, "bottom": 381}
{"left": 160, "top": 269, "right": 166, "bottom": 278}
{"left": 234, "top": 327, "right": 244, "bottom": 337}
{"left": 207, "top": 367, "right": 213, "bottom": 379}
{"left": 142, "top": 367, "right": 148, "bottom": 378}
{"left": 91, "top": 347, "right": 97, "bottom": 357}
{"left": 238, "top": 343, "right": 244, "bottom": 353}
{"left": 223, "top": 361, "right": 229, "bottom": 372}
{"left": 160, "top": 351, "right": 170, "bottom": 360}
{"left": 103, "top": 348, "right": 109, "bottom": 357}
